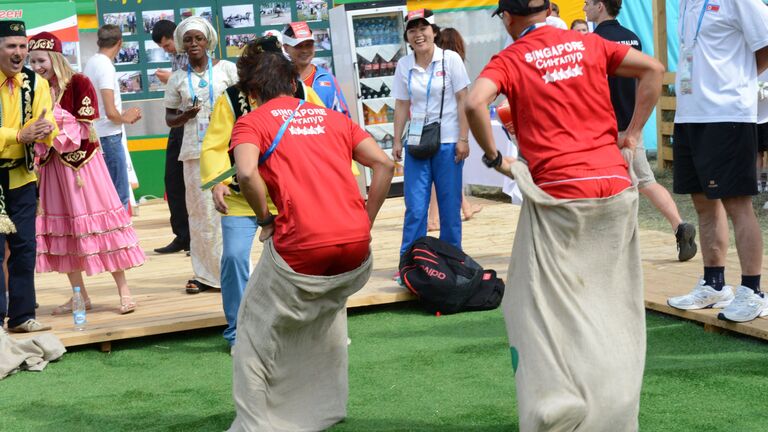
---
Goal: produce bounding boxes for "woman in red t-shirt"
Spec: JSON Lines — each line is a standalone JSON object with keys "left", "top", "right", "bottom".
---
{"left": 230, "top": 52, "right": 394, "bottom": 276}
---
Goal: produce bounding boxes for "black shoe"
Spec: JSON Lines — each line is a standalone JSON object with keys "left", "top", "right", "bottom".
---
{"left": 154, "top": 239, "right": 189, "bottom": 254}
{"left": 675, "top": 222, "right": 697, "bottom": 262}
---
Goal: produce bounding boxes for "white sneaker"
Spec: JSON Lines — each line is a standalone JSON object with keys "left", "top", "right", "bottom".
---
{"left": 667, "top": 280, "right": 734, "bottom": 310}
{"left": 717, "top": 286, "right": 768, "bottom": 323}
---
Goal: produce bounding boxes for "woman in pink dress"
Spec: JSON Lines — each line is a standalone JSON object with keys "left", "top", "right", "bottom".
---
{"left": 28, "top": 32, "right": 145, "bottom": 314}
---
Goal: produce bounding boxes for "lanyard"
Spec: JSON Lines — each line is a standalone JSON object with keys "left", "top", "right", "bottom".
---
{"left": 681, "top": 0, "right": 710, "bottom": 46}
{"left": 408, "top": 61, "right": 436, "bottom": 121}
{"left": 519, "top": 22, "right": 547, "bottom": 39}
{"left": 187, "top": 57, "right": 214, "bottom": 109}
{"left": 259, "top": 100, "right": 305, "bottom": 165}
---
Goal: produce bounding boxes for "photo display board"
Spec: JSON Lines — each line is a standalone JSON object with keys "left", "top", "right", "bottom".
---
{"left": 97, "top": 0, "right": 334, "bottom": 101}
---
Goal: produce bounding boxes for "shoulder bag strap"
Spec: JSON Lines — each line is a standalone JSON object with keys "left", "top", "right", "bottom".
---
{"left": 259, "top": 99, "right": 305, "bottom": 165}
{"left": 438, "top": 57, "right": 445, "bottom": 123}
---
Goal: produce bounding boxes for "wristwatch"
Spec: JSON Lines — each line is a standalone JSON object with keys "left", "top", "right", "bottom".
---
{"left": 482, "top": 150, "right": 503, "bottom": 169}
{"left": 257, "top": 214, "right": 275, "bottom": 227}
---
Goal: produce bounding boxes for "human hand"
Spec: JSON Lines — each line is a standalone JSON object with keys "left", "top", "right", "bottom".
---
{"left": 122, "top": 107, "right": 142, "bottom": 124}
{"left": 258, "top": 223, "right": 275, "bottom": 242}
{"left": 181, "top": 106, "right": 202, "bottom": 122}
{"left": 155, "top": 69, "right": 171, "bottom": 83}
{"left": 212, "top": 183, "right": 230, "bottom": 215}
{"left": 495, "top": 156, "right": 518, "bottom": 179}
{"left": 392, "top": 140, "right": 403, "bottom": 162}
{"left": 617, "top": 132, "right": 640, "bottom": 152}
{"left": 19, "top": 109, "right": 54, "bottom": 143}
{"left": 455, "top": 139, "right": 469, "bottom": 163}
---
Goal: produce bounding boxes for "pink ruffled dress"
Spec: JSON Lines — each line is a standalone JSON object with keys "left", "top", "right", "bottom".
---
{"left": 35, "top": 103, "right": 145, "bottom": 276}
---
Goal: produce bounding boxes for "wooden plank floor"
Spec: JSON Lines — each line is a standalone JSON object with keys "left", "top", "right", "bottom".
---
{"left": 10, "top": 196, "right": 768, "bottom": 348}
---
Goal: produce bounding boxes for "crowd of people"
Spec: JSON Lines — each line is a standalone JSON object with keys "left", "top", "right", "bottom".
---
{"left": 1, "top": 0, "right": 767, "bottom": 429}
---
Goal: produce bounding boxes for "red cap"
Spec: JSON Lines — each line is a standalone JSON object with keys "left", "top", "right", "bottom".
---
{"left": 28, "top": 31, "right": 62, "bottom": 53}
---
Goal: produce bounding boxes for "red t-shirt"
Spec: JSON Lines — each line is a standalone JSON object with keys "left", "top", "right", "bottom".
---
{"left": 230, "top": 97, "right": 371, "bottom": 252}
{"left": 479, "top": 26, "right": 631, "bottom": 186}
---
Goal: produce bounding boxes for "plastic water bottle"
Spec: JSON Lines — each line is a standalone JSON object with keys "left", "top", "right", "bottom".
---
{"left": 73, "top": 286, "right": 86, "bottom": 331}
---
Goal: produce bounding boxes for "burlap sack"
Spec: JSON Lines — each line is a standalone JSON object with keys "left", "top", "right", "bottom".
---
{"left": 228, "top": 239, "right": 372, "bottom": 432}
{"left": 504, "top": 161, "right": 645, "bottom": 431}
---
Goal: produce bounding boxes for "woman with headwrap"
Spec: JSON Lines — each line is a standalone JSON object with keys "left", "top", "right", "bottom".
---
{"left": 164, "top": 16, "right": 237, "bottom": 294}
{"left": 28, "top": 32, "right": 145, "bottom": 315}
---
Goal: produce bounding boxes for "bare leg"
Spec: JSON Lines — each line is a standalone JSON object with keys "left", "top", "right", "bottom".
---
{"left": 461, "top": 189, "right": 483, "bottom": 221}
{"left": 428, "top": 184, "right": 439, "bottom": 231}
{"left": 691, "top": 193, "right": 729, "bottom": 267}
{"left": 111, "top": 270, "right": 136, "bottom": 314}
{"left": 639, "top": 183, "right": 683, "bottom": 231}
{"left": 722, "top": 196, "right": 763, "bottom": 275}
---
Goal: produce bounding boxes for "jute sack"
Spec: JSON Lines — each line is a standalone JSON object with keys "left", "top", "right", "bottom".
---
{"left": 504, "top": 161, "right": 645, "bottom": 432}
{"left": 228, "top": 239, "right": 372, "bottom": 432}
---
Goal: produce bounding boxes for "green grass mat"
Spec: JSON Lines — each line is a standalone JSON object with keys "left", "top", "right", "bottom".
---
{"left": 2, "top": 305, "right": 767, "bottom": 431}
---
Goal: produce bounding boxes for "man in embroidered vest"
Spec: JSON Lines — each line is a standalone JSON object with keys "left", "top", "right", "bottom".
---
{"left": 0, "top": 20, "right": 58, "bottom": 333}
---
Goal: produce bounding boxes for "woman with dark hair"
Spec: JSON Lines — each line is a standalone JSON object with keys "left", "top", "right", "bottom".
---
{"left": 571, "top": 19, "right": 590, "bottom": 34}
{"left": 164, "top": 16, "right": 237, "bottom": 294}
{"left": 392, "top": 10, "right": 471, "bottom": 282}
{"left": 226, "top": 51, "right": 393, "bottom": 431}
{"left": 199, "top": 35, "right": 324, "bottom": 352}
{"left": 29, "top": 32, "right": 145, "bottom": 315}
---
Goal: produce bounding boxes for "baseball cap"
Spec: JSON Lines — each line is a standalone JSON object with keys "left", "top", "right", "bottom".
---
{"left": 281, "top": 22, "right": 313, "bottom": 47}
{"left": 492, "top": 0, "right": 551, "bottom": 17}
{"left": 405, "top": 9, "right": 435, "bottom": 28}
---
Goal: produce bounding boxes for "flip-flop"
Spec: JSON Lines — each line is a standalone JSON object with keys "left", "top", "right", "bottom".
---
{"left": 185, "top": 279, "right": 214, "bottom": 294}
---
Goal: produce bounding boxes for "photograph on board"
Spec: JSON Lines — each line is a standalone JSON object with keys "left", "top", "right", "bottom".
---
{"left": 144, "top": 40, "right": 171, "bottom": 63}
{"left": 103, "top": 12, "right": 138, "bottom": 36}
{"left": 296, "top": 0, "right": 328, "bottom": 22}
{"left": 147, "top": 69, "right": 164, "bottom": 92}
{"left": 117, "top": 70, "right": 143, "bottom": 95}
{"left": 180, "top": 7, "right": 214, "bottom": 24}
{"left": 260, "top": 2, "right": 291, "bottom": 26}
{"left": 225, "top": 34, "right": 256, "bottom": 57}
{"left": 223, "top": 5, "right": 255, "bottom": 28}
{"left": 116, "top": 41, "right": 140, "bottom": 65}
{"left": 62, "top": 42, "right": 79, "bottom": 70}
{"left": 313, "top": 28, "right": 331, "bottom": 51}
{"left": 142, "top": 10, "right": 174, "bottom": 34}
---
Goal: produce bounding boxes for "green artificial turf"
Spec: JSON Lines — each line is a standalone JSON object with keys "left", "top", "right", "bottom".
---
{"left": 2, "top": 305, "right": 768, "bottom": 431}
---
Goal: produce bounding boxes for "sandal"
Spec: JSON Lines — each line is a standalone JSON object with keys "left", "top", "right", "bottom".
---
{"left": 119, "top": 296, "right": 137, "bottom": 315}
{"left": 185, "top": 279, "right": 214, "bottom": 294}
{"left": 52, "top": 297, "right": 92, "bottom": 316}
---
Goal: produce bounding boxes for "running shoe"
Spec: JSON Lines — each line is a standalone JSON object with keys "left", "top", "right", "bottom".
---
{"left": 717, "top": 286, "right": 768, "bottom": 323}
{"left": 675, "top": 222, "right": 697, "bottom": 262}
{"left": 667, "top": 280, "right": 734, "bottom": 310}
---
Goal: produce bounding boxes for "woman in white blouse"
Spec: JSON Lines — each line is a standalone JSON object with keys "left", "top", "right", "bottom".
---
{"left": 164, "top": 17, "right": 237, "bottom": 294}
{"left": 392, "top": 10, "right": 471, "bottom": 279}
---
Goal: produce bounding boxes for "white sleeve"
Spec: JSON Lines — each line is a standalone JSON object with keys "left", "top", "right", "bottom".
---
{"left": 224, "top": 60, "right": 239, "bottom": 87}
{"left": 734, "top": 0, "right": 768, "bottom": 52}
{"left": 164, "top": 72, "right": 182, "bottom": 109}
{"left": 447, "top": 51, "right": 471, "bottom": 94}
{"left": 391, "top": 57, "right": 410, "bottom": 101}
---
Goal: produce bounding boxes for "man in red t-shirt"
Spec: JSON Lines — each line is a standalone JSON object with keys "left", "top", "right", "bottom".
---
{"left": 469, "top": 0, "right": 662, "bottom": 199}
{"left": 465, "top": 0, "right": 664, "bottom": 429}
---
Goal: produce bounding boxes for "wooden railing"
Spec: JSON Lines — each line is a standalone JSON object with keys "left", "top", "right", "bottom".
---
{"left": 656, "top": 72, "right": 676, "bottom": 170}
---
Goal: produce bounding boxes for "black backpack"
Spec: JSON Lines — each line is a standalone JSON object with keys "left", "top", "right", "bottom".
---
{"left": 399, "top": 236, "right": 505, "bottom": 315}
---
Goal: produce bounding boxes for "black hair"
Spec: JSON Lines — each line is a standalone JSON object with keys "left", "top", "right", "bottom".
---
{"left": 597, "top": 0, "right": 622, "bottom": 17}
{"left": 239, "top": 51, "right": 297, "bottom": 102}
{"left": 402, "top": 21, "right": 441, "bottom": 46}
{"left": 151, "top": 20, "right": 176, "bottom": 44}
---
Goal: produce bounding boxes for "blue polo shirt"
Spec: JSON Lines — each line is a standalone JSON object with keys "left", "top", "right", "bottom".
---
{"left": 594, "top": 19, "right": 642, "bottom": 132}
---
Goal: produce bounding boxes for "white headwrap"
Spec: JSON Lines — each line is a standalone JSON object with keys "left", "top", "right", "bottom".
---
{"left": 174, "top": 16, "right": 218, "bottom": 54}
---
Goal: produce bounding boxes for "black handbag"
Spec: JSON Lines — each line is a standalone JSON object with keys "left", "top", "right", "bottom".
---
{"left": 407, "top": 57, "right": 445, "bottom": 160}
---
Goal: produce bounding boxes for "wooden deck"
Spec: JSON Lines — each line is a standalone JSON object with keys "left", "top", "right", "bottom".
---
{"left": 10, "top": 197, "right": 768, "bottom": 348}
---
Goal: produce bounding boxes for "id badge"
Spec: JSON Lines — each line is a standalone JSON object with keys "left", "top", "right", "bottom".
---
{"left": 196, "top": 111, "right": 210, "bottom": 146}
{"left": 678, "top": 45, "right": 694, "bottom": 95}
{"left": 407, "top": 112, "right": 426, "bottom": 147}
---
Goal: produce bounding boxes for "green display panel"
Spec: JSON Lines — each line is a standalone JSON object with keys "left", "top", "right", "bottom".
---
{"left": 96, "top": 0, "right": 334, "bottom": 102}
